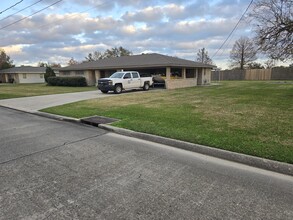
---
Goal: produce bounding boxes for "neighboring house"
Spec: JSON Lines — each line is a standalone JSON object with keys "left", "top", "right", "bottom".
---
{"left": 0, "top": 66, "right": 46, "bottom": 84}
{"left": 59, "top": 53, "right": 215, "bottom": 89}
{"left": 52, "top": 67, "right": 61, "bottom": 76}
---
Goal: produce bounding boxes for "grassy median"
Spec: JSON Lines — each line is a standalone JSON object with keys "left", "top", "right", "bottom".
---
{"left": 42, "top": 81, "right": 293, "bottom": 164}
{"left": 0, "top": 83, "right": 96, "bottom": 99}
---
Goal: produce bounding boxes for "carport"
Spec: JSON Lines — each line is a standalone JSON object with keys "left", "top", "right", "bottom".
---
{"left": 59, "top": 53, "right": 215, "bottom": 89}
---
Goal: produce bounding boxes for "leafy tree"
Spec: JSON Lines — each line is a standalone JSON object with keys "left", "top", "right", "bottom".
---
{"left": 104, "top": 46, "right": 132, "bottom": 58}
{"left": 264, "top": 59, "right": 276, "bottom": 69}
{"left": 0, "top": 49, "right": 14, "bottom": 70}
{"left": 248, "top": 0, "right": 293, "bottom": 61}
{"left": 49, "top": 63, "right": 61, "bottom": 68}
{"left": 230, "top": 37, "right": 258, "bottom": 69}
{"left": 38, "top": 62, "right": 61, "bottom": 68}
{"left": 44, "top": 66, "right": 56, "bottom": 83}
{"left": 68, "top": 57, "right": 79, "bottom": 66}
{"left": 38, "top": 62, "right": 47, "bottom": 67}
{"left": 247, "top": 62, "right": 264, "bottom": 69}
{"left": 196, "top": 48, "right": 213, "bottom": 64}
{"left": 84, "top": 46, "right": 132, "bottom": 62}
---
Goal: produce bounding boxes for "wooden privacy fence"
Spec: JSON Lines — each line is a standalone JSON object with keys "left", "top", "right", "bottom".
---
{"left": 212, "top": 67, "right": 293, "bottom": 81}
{"left": 245, "top": 69, "right": 271, "bottom": 80}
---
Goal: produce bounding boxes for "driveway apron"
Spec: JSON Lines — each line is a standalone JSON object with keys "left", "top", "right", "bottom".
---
{"left": 0, "top": 90, "right": 114, "bottom": 112}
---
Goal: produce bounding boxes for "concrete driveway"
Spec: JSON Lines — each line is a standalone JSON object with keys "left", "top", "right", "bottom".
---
{"left": 0, "top": 90, "right": 116, "bottom": 112}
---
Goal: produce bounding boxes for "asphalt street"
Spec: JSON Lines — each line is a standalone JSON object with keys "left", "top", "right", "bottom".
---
{"left": 0, "top": 107, "right": 293, "bottom": 220}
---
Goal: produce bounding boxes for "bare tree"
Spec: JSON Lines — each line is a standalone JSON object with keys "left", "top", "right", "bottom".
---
{"left": 68, "top": 57, "right": 79, "bottom": 66}
{"left": 248, "top": 0, "right": 293, "bottom": 61}
{"left": 196, "top": 48, "right": 213, "bottom": 64}
{"left": 85, "top": 51, "right": 104, "bottom": 61}
{"left": 230, "top": 37, "right": 257, "bottom": 69}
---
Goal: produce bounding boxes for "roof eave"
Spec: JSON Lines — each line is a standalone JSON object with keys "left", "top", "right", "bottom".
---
{"left": 60, "top": 64, "right": 215, "bottom": 71}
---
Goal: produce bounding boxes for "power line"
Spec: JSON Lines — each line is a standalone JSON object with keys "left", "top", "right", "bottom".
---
{"left": 0, "top": 0, "right": 44, "bottom": 22}
{"left": 212, "top": 0, "right": 254, "bottom": 58}
{"left": 0, "top": 0, "right": 23, "bottom": 14}
{"left": 0, "top": 0, "right": 63, "bottom": 31}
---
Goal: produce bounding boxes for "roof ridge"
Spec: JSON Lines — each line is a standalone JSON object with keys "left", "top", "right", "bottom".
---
{"left": 152, "top": 53, "right": 173, "bottom": 64}
{"left": 60, "top": 53, "right": 215, "bottom": 71}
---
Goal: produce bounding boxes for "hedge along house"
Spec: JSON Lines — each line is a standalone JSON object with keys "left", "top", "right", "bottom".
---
{"left": 0, "top": 66, "right": 46, "bottom": 84}
{"left": 59, "top": 53, "right": 215, "bottom": 89}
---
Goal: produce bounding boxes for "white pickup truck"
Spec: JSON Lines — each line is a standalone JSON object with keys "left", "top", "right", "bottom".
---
{"left": 97, "top": 71, "right": 153, "bottom": 94}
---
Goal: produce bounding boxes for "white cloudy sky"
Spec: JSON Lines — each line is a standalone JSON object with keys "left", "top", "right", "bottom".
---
{"left": 0, "top": 0, "right": 274, "bottom": 69}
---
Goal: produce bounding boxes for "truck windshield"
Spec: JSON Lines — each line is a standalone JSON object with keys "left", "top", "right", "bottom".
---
{"left": 110, "top": 72, "right": 125, "bottom": 78}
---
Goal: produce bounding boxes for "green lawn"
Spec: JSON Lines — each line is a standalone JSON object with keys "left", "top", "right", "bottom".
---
{"left": 41, "top": 81, "right": 293, "bottom": 164}
{"left": 0, "top": 83, "right": 96, "bottom": 99}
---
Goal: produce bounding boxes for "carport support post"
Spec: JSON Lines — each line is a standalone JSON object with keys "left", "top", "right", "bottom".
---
{"left": 5, "top": 74, "right": 8, "bottom": 83}
{"left": 182, "top": 68, "right": 186, "bottom": 79}
{"left": 166, "top": 67, "right": 171, "bottom": 80}
{"left": 95, "top": 70, "right": 101, "bottom": 83}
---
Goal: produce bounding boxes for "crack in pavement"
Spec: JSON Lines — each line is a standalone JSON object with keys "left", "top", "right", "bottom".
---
{"left": 0, "top": 132, "right": 108, "bottom": 166}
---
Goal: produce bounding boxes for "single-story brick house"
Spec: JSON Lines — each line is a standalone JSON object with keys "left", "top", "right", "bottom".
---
{"left": 59, "top": 53, "right": 215, "bottom": 89}
{"left": 0, "top": 66, "right": 46, "bottom": 84}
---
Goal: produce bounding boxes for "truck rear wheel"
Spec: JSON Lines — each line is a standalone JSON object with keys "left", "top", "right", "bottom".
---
{"left": 101, "top": 90, "right": 108, "bottom": 94}
{"left": 143, "top": 82, "right": 150, "bottom": 91}
{"left": 114, "top": 84, "right": 122, "bottom": 94}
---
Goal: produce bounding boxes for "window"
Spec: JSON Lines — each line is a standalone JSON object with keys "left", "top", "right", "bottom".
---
{"left": 123, "top": 73, "right": 131, "bottom": 79}
{"left": 40, "top": 74, "right": 43, "bottom": 78}
{"left": 132, "top": 72, "right": 139, "bottom": 78}
{"left": 76, "top": 71, "right": 84, "bottom": 75}
{"left": 186, "top": 69, "right": 196, "bottom": 78}
{"left": 23, "top": 73, "right": 27, "bottom": 79}
{"left": 110, "top": 72, "right": 124, "bottom": 78}
{"left": 171, "top": 68, "right": 182, "bottom": 78}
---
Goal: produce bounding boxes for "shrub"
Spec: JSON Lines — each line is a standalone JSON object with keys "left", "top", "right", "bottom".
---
{"left": 44, "top": 67, "right": 56, "bottom": 83}
{"left": 47, "top": 76, "right": 87, "bottom": 87}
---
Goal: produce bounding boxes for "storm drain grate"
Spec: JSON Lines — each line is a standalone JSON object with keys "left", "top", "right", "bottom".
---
{"left": 80, "top": 116, "right": 119, "bottom": 127}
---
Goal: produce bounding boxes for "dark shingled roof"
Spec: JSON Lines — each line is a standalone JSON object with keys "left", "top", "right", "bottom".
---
{"left": 0, "top": 66, "right": 46, "bottom": 74}
{"left": 61, "top": 53, "right": 215, "bottom": 71}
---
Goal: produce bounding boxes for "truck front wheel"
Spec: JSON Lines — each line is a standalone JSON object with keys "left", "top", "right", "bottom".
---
{"left": 143, "top": 82, "right": 150, "bottom": 91}
{"left": 114, "top": 84, "right": 122, "bottom": 94}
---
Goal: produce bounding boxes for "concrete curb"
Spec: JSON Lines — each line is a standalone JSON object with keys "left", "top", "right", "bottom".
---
{"left": 0, "top": 105, "right": 81, "bottom": 124}
{"left": 98, "top": 124, "right": 293, "bottom": 177}
{"left": 33, "top": 111, "right": 81, "bottom": 124}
